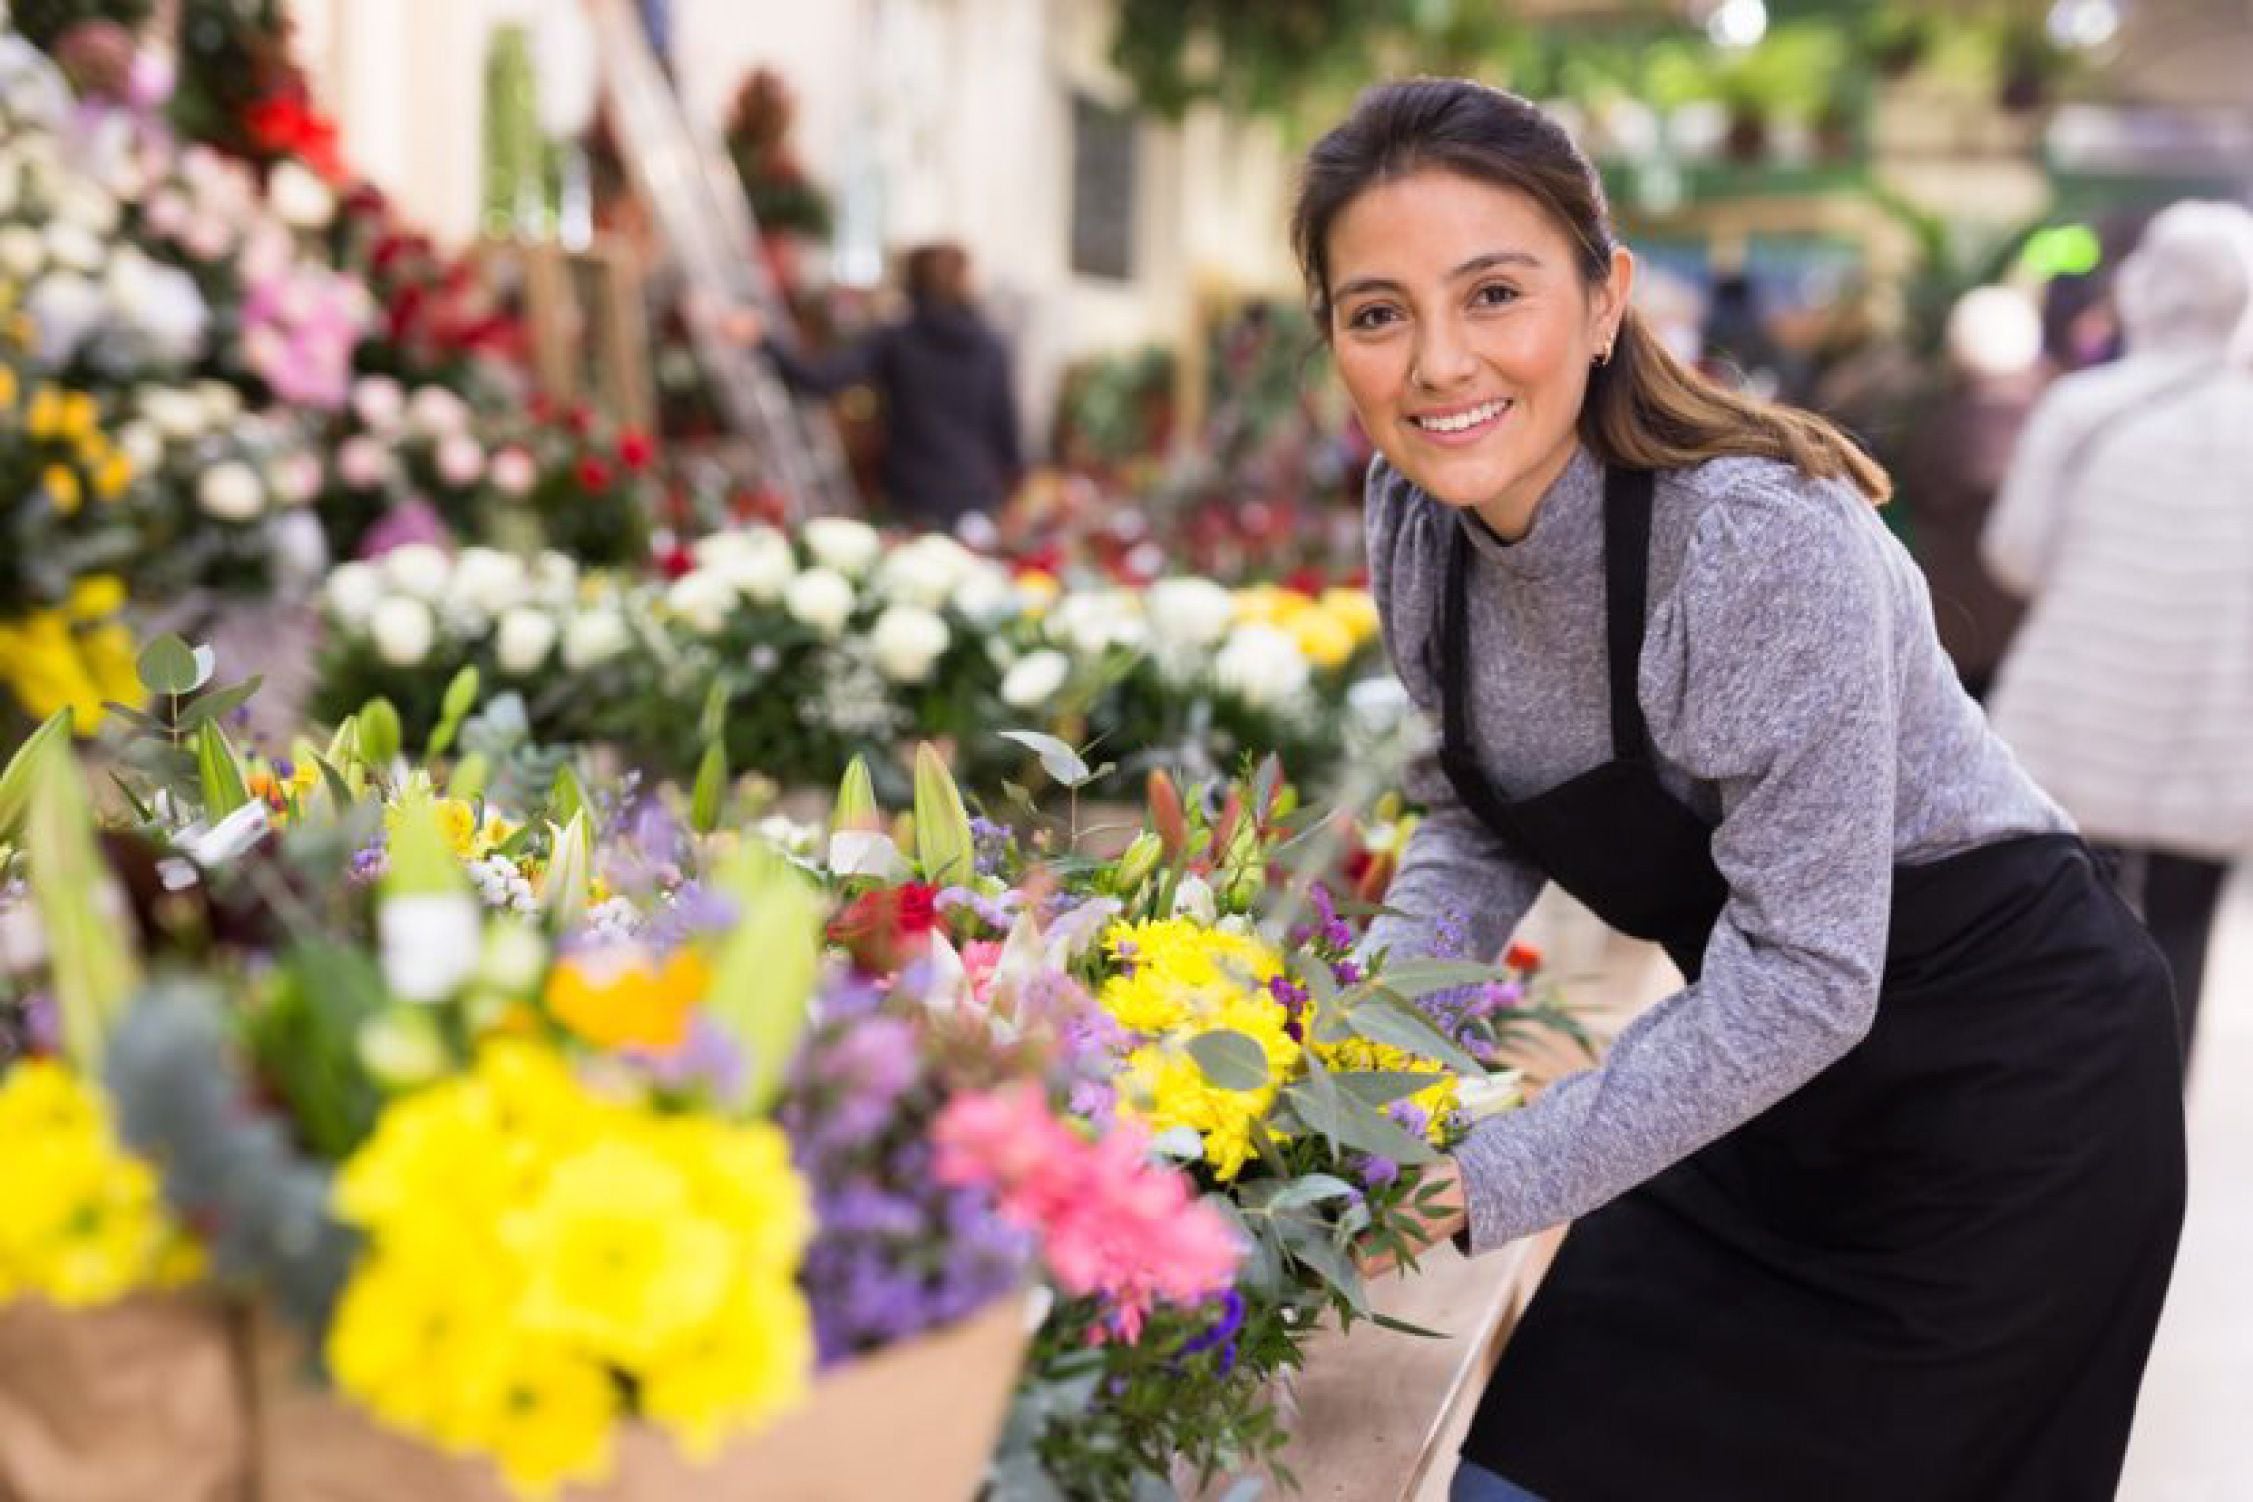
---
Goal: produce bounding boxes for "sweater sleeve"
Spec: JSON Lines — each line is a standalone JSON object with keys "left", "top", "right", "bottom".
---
{"left": 1358, "top": 459, "right": 1545, "bottom": 964}
{"left": 1451, "top": 477, "right": 1899, "bottom": 1254}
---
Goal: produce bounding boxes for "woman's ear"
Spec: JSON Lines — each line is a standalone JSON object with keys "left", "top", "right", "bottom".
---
{"left": 1595, "top": 246, "right": 1637, "bottom": 343}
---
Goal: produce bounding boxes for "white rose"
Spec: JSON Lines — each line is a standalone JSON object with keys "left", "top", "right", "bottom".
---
{"left": 140, "top": 387, "right": 206, "bottom": 441}
{"left": 1214, "top": 625, "right": 1311, "bottom": 709}
{"left": 665, "top": 569, "right": 740, "bottom": 636}
{"left": 0, "top": 224, "right": 44, "bottom": 279}
{"left": 783, "top": 567, "right": 855, "bottom": 640}
{"left": 195, "top": 379, "right": 243, "bottom": 425}
{"left": 1146, "top": 578, "right": 1237, "bottom": 650}
{"left": 116, "top": 419, "right": 165, "bottom": 474}
{"left": 561, "top": 608, "right": 629, "bottom": 670}
{"left": 267, "top": 159, "right": 335, "bottom": 229}
{"left": 488, "top": 446, "right": 537, "bottom": 496}
{"left": 381, "top": 542, "right": 453, "bottom": 601}
{"left": 325, "top": 561, "right": 385, "bottom": 626}
{"left": 802, "top": 516, "right": 881, "bottom": 577}
{"left": 999, "top": 648, "right": 1070, "bottom": 710}
{"left": 369, "top": 595, "right": 436, "bottom": 667}
{"left": 694, "top": 526, "right": 796, "bottom": 603}
{"left": 351, "top": 376, "right": 405, "bottom": 431}
{"left": 407, "top": 385, "right": 470, "bottom": 438}
{"left": 869, "top": 604, "right": 951, "bottom": 684}
{"left": 447, "top": 547, "right": 528, "bottom": 617}
{"left": 42, "top": 220, "right": 104, "bottom": 274}
{"left": 435, "top": 433, "right": 486, "bottom": 488}
{"left": 495, "top": 606, "right": 558, "bottom": 675}
{"left": 876, "top": 533, "right": 973, "bottom": 609}
{"left": 196, "top": 461, "right": 266, "bottom": 521}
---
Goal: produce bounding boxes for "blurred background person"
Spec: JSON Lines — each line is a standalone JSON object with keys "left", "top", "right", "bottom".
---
{"left": 759, "top": 241, "right": 1023, "bottom": 532}
{"left": 1983, "top": 200, "right": 2253, "bottom": 1067}
{"left": 1897, "top": 284, "right": 2049, "bottom": 700}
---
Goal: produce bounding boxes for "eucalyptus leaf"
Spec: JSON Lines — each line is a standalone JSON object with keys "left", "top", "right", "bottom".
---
{"left": 1148, "top": 1125, "right": 1206, "bottom": 1160}
{"left": 1333, "top": 1068, "right": 1449, "bottom": 1110}
{"left": 1186, "top": 1028, "right": 1270, "bottom": 1092}
{"left": 176, "top": 677, "right": 265, "bottom": 732}
{"left": 1351, "top": 958, "right": 1503, "bottom": 1002}
{"left": 1283, "top": 1232, "right": 1368, "bottom": 1315}
{"left": 195, "top": 720, "right": 251, "bottom": 819}
{"left": 997, "top": 729, "right": 1092, "bottom": 788}
{"left": 1262, "top": 1173, "right": 1360, "bottom": 1213}
{"left": 1285, "top": 1073, "right": 1440, "bottom": 1166}
{"left": 1346, "top": 995, "right": 1487, "bottom": 1077}
{"left": 136, "top": 634, "right": 204, "bottom": 696}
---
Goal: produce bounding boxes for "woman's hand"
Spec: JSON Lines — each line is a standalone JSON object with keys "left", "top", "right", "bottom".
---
{"left": 1359, "top": 1156, "right": 1469, "bottom": 1277}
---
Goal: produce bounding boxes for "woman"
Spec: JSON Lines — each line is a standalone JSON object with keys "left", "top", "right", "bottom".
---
{"left": 1983, "top": 201, "right": 2253, "bottom": 1069}
{"left": 1299, "top": 80, "right": 2185, "bottom": 1500}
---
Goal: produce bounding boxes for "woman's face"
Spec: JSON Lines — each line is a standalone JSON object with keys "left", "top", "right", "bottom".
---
{"left": 1326, "top": 169, "right": 1630, "bottom": 539}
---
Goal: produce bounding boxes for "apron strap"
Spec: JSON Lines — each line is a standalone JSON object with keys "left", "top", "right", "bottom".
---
{"left": 1437, "top": 524, "right": 1523, "bottom": 837}
{"left": 1602, "top": 467, "right": 1657, "bottom": 763}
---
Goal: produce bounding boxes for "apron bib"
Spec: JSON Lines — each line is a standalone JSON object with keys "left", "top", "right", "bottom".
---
{"left": 1440, "top": 469, "right": 2186, "bottom": 1501}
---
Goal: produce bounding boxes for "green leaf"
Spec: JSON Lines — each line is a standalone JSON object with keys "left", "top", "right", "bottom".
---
{"left": 1368, "top": 1311, "right": 1452, "bottom": 1340}
{"left": 107, "top": 772, "right": 155, "bottom": 824}
{"left": 175, "top": 676, "right": 265, "bottom": 732}
{"left": 1345, "top": 995, "right": 1487, "bottom": 1078}
{"left": 447, "top": 752, "right": 491, "bottom": 803}
{"left": 424, "top": 666, "right": 481, "bottom": 761}
{"left": 1186, "top": 1028, "right": 1270, "bottom": 1091}
{"left": 698, "top": 679, "right": 729, "bottom": 744}
{"left": 355, "top": 697, "right": 402, "bottom": 766}
{"left": 1280, "top": 1227, "right": 1368, "bottom": 1314}
{"left": 912, "top": 741, "right": 976, "bottom": 886}
{"left": 1350, "top": 958, "right": 1502, "bottom": 1002}
{"left": 1334, "top": 1068, "right": 1450, "bottom": 1110}
{"left": 997, "top": 729, "right": 1093, "bottom": 788}
{"left": 1286, "top": 1067, "right": 1440, "bottom": 1166}
{"left": 548, "top": 760, "right": 593, "bottom": 835}
{"left": 313, "top": 755, "right": 355, "bottom": 807}
{"left": 0, "top": 710, "right": 72, "bottom": 840}
{"left": 706, "top": 840, "right": 824, "bottom": 1114}
{"left": 136, "top": 634, "right": 207, "bottom": 696}
{"left": 21, "top": 730, "right": 141, "bottom": 1065}
{"left": 381, "top": 788, "right": 470, "bottom": 898}
{"left": 1262, "top": 1173, "right": 1360, "bottom": 1213}
{"left": 195, "top": 720, "right": 251, "bottom": 819}
{"left": 690, "top": 740, "right": 728, "bottom": 834}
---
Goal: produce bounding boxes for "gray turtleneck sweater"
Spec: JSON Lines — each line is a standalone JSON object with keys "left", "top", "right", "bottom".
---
{"left": 1363, "top": 446, "right": 2068, "bottom": 1255}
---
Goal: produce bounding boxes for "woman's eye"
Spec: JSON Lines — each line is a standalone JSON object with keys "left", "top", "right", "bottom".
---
{"left": 1472, "top": 282, "right": 1519, "bottom": 308}
{"left": 1345, "top": 303, "right": 1401, "bottom": 331}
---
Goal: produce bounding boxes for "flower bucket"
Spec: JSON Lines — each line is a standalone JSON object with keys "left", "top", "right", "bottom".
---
{"left": 0, "top": 1292, "right": 250, "bottom": 1502}
{"left": 254, "top": 1294, "right": 1031, "bottom": 1501}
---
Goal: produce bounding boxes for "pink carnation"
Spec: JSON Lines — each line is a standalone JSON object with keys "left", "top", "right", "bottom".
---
{"left": 934, "top": 1084, "right": 1242, "bottom": 1343}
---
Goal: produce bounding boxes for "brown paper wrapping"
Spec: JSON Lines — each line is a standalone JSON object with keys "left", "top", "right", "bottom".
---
{"left": 255, "top": 1294, "right": 1030, "bottom": 1502}
{"left": 0, "top": 1292, "right": 250, "bottom": 1502}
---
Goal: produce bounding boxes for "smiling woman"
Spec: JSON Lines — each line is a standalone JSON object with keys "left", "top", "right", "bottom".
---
{"left": 1303, "top": 79, "right": 2186, "bottom": 1502}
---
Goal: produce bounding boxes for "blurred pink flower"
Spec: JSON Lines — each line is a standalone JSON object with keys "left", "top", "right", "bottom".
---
{"left": 934, "top": 1083, "right": 1242, "bottom": 1342}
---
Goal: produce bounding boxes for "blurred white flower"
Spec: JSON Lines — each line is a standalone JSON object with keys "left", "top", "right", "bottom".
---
{"left": 435, "top": 433, "right": 486, "bottom": 488}
{"left": 369, "top": 595, "right": 436, "bottom": 667}
{"left": 803, "top": 516, "right": 881, "bottom": 577}
{"left": 665, "top": 568, "right": 739, "bottom": 636}
{"left": 1146, "top": 578, "right": 1236, "bottom": 650}
{"left": 351, "top": 376, "right": 405, "bottom": 431}
{"left": 869, "top": 604, "right": 951, "bottom": 684}
{"left": 324, "top": 561, "right": 384, "bottom": 627}
{"left": 378, "top": 894, "right": 482, "bottom": 1002}
{"left": 561, "top": 608, "right": 629, "bottom": 670}
{"left": 783, "top": 567, "right": 856, "bottom": 640}
{"left": 407, "top": 385, "right": 470, "bottom": 438}
{"left": 487, "top": 445, "right": 537, "bottom": 497}
{"left": 115, "top": 419, "right": 164, "bottom": 474}
{"left": 55, "top": 184, "right": 119, "bottom": 237}
{"left": 695, "top": 526, "right": 796, "bottom": 603}
{"left": 0, "top": 224, "right": 43, "bottom": 279}
{"left": 876, "top": 533, "right": 975, "bottom": 609}
{"left": 195, "top": 379, "right": 243, "bottom": 424}
{"left": 1346, "top": 676, "right": 1414, "bottom": 739}
{"left": 270, "top": 511, "right": 329, "bottom": 592}
{"left": 495, "top": 606, "right": 559, "bottom": 675}
{"left": 999, "top": 648, "right": 1070, "bottom": 710}
{"left": 447, "top": 547, "right": 528, "bottom": 617}
{"left": 25, "top": 272, "right": 102, "bottom": 362}
{"left": 529, "top": 550, "right": 580, "bottom": 603}
{"left": 1171, "top": 874, "right": 1218, "bottom": 925}
{"left": 140, "top": 386, "right": 208, "bottom": 441}
{"left": 1214, "top": 625, "right": 1311, "bottom": 709}
{"left": 104, "top": 252, "right": 207, "bottom": 360}
{"left": 266, "top": 159, "right": 335, "bottom": 229}
{"left": 42, "top": 220, "right": 104, "bottom": 274}
{"left": 381, "top": 542, "right": 452, "bottom": 601}
{"left": 1047, "top": 589, "right": 1148, "bottom": 659}
{"left": 196, "top": 461, "right": 265, "bottom": 522}
{"left": 336, "top": 434, "right": 391, "bottom": 489}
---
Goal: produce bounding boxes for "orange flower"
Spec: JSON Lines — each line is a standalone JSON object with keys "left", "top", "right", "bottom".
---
{"left": 545, "top": 945, "right": 709, "bottom": 1052}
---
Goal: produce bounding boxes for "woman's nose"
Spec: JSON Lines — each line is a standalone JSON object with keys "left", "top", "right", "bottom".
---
{"left": 1411, "top": 315, "right": 1479, "bottom": 391}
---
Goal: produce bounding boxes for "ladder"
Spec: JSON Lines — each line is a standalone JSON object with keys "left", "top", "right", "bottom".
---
{"left": 586, "top": 0, "right": 858, "bottom": 520}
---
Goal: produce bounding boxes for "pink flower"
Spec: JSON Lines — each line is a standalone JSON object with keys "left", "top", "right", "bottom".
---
{"left": 489, "top": 447, "right": 537, "bottom": 497}
{"left": 935, "top": 1084, "right": 1242, "bottom": 1343}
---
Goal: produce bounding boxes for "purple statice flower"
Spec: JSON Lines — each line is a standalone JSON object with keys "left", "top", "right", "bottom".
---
{"left": 968, "top": 816, "right": 1015, "bottom": 878}
{"left": 1356, "top": 1154, "right": 1401, "bottom": 1192}
{"left": 605, "top": 797, "right": 688, "bottom": 896}
{"left": 1176, "top": 1289, "right": 1247, "bottom": 1376}
{"left": 1387, "top": 1101, "right": 1430, "bottom": 1141}
{"left": 934, "top": 885, "right": 1022, "bottom": 936}
{"left": 627, "top": 1013, "right": 748, "bottom": 1107}
{"left": 1268, "top": 973, "right": 1310, "bottom": 1041}
{"left": 643, "top": 880, "right": 739, "bottom": 950}
{"left": 1330, "top": 956, "right": 1364, "bottom": 987}
{"left": 1308, "top": 883, "right": 1355, "bottom": 953}
{"left": 347, "top": 841, "right": 388, "bottom": 884}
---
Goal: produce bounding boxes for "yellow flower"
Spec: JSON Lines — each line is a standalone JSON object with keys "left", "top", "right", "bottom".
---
{"left": 0, "top": 609, "right": 125, "bottom": 734}
{"left": 0, "top": 364, "right": 17, "bottom": 411}
{"left": 640, "top": 1274, "right": 812, "bottom": 1459}
{"left": 1321, "top": 588, "right": 1381, "bottom": 646}
{"left": 1120, "top": 998, "right": 1300, "bottom": 1182}
{"left": 42, "top": 464, "right": 82, "bottom": 515}
{"left": 26, "top": 383, "right": 64, "bottom": 439}
{"left": 59, "top": 392, "right": 98, "bottom": 441}
{"left": 461, "top": 1340, "right": 619, "bottom": 1498}
{"left": 545, "top": 945, "right": 708, "bottom": 1052}
{"left": 326, "top": 1242, "right": 517, "bottom": 1443}
{"left": 648, "top": 1115, "right": 811, "bottom": 1276}
{"left": 1287, "top": 608, "right": 1357, "bottom": 672}
{"left": 1314, "top": 1032, "right": 1461, "bottom": 1142}
{"left": 92, "top": 451, "right": 134, "bottom": 500}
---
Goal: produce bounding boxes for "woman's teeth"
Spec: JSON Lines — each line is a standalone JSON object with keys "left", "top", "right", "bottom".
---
{"left": 1413, "top": 399, "right": 1509, "bottom": 434}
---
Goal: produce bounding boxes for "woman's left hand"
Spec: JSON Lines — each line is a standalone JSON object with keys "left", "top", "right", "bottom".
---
{"left": 1358, "top": 1155, "right": 1469, "bottom": 1277}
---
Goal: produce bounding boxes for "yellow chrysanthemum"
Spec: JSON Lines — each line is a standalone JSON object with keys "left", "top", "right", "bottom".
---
{"left": 25, "top": 384, "right": 64, "bottom": 439}
{"left": 1320, "top": 587, "right": 1382, "bottom": 646}
{"left": 0, "top": 364, "right": 18, "bottom": 410}
{"left": 327, "top": 1241, "right": 517, "bottom": 1443}
{"left": 58, "top": 391, "right": 98, "bottom": 441}
{"left": 1121, "top": 994, "right": 1301, "bottom": 1182}
{"left": 0, "top": 1061, "right": 197, "bottom": 1309}
{"left": 1314, "top": 1033, "right": 1461, "bottom": 1143}
{"left": 92, "top": 451, "right": 134, "bottom": 500}
{"left": 1287, "top": 608, "right": 1357, "bottom": 671}
{"left": 42, "top": 464, "right": 81, "bottom": 515}
{"left": 640, "top": 1274, "right": 813, "bottom": 1459}
{"left": 461, "top": 1340, "right": 620, "bottom": 1498}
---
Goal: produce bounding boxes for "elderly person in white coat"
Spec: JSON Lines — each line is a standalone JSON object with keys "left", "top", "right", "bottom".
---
{"left": 1984, "top": 200, "right": 2253, "bottom": 1067}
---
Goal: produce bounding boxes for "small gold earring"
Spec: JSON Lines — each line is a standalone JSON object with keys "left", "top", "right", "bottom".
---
{"left": 1592, "top": 343, "right": 1612, "bottom": 368}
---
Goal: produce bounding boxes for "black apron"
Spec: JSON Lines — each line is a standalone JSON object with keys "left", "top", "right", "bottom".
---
{"left": 1444, "top": 468, "right": 2187, "bottom": 1501}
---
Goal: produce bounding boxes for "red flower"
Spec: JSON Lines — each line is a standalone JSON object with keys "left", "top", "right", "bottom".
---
{"left": 618, "top": 428, "right": 656, "bottom": 472}
{"left": 576, "top": 456, "right": 614, "bottom": 492}
{"left": 563, "top": 405, "right": 593, "bottom": 437}
{"left": 527, "top": 393, "right": 555, "bottom": 423}
{"left": 827, "top": 882, "right": 943, "bottom": 974}
{"left": 1503, "top": 941, "right": 1544, "bottom": 975}
{"left": 893, "top": 883, "right": 940, "bottom": 937}
{"left": 656, "top": 541, "right": 695, "bottom": 580}
{"left": 242, "top": 93, "right": 346, "bottom": 181}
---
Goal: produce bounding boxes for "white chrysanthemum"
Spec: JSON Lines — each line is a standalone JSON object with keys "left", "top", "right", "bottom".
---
{"left": 802, "top": 516, "right": 881, "bottom": 577}
{"left": 694, "top": 526, "right": 796, "bottom": 604}
{"left": 1214, "top": 624, "right": 1310, "bottom": 709}
{"left": 1145, "top": 578, "right": 1237, "bottom": 651}
{"left": 561, "top": 608, "right": 630, "bottom": 670}
{"left": 369, "top": 596, "right": 436, "bottom": 668}
{"left": 868, "top": 604, "right": 951, "bottom": 684}
{"left": 380, "top": 542, "right": 452, "bottom": 602}
{"left": 665, "top": 568, "right": 740, "bottom": 637}
{"left": 195, "top": 461, "right": 265, "bottom": 522}
{"left": 784, "top": 567, "right": 856, "bottom": 640}
{"left": 999, "top": 648, "right": 1070, "bottom": 710}
{"left": 495, "top": 606, "right": 559, "bottom": 675}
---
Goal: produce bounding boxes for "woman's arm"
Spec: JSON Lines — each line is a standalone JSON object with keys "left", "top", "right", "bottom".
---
{"left": 1981, "top": 383, "right": 2088, "bottom": 598}
{"left": 1449, "top": 480, "right": 1900, "bottom": 1255}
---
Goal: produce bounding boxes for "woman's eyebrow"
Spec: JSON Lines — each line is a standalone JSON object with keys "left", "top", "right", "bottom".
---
{"left": 1333, "top": 250, "right": 1542, "bottom": 301}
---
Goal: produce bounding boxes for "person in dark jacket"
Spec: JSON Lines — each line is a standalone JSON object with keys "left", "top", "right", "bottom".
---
{"left": 763, "top": 243, "right": 1023, "bottom": 529}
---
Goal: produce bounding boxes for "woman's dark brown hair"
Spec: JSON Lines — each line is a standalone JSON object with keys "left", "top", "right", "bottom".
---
{"left": 1291, "top": 78, "right": 1890, "bottom": 502}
